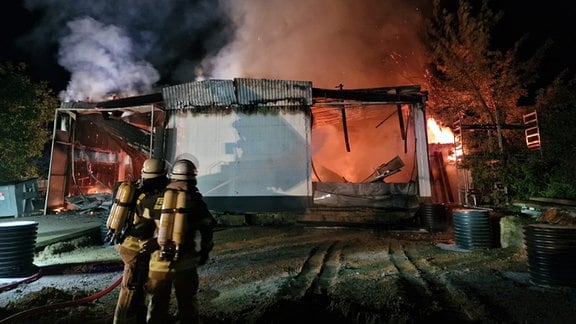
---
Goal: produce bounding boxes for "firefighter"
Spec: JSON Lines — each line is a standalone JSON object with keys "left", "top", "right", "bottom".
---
{"left": 113, "top": 158, "right": 169, "bottom": 324}
{"left": 146, "top": 159, "right": 217, "bottom": 324}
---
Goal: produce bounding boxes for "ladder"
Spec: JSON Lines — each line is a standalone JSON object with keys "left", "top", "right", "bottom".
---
{"left": 523, "top": 111, "right": 541, "bottom": 150}
{"left": 453, "top": 117, "right": 463, "bottom": 163}
{"left": 453, "top": 116, "right": 476, "bottom": 206}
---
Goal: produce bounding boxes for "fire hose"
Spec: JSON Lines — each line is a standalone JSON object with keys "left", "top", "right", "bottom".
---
{"left": 0, "top": 269, "right": 43, "bottom": 293}
{"left": 0, "top": 273, "right": 122, "bottom": 323}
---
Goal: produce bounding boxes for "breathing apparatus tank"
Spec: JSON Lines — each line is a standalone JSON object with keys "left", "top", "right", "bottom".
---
{"left": 105, "top": 181, "right": 137, "bottom": 244}
{"left": 158, "top": 189, "right": 176, "bottom": 260}
{"left": 157, "top": 188, "right": 189, "bottom": 261}
{"left": 172, "top": 190, "right": 188, "bottom": 261}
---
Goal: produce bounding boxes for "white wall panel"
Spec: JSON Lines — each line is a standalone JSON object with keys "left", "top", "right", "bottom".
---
{"left": 165, "top": 110, "right": 311, "bottom": 198}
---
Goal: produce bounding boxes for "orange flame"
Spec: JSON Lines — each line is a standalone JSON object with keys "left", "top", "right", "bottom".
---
{"left": 427, "top": 118, "right": 454, "bottom": 144}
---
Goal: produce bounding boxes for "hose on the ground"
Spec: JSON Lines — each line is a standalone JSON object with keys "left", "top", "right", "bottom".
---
{"left": 0, "top": 275, "right": 122, "bottom": 323}
{"left": 0, "top": 269, "right": 43, "bottom": 293}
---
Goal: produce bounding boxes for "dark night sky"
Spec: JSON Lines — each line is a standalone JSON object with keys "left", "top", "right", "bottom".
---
{"left": 1, "top": 0, "right": 575, "bottom": 97}
{"left": 494, "top": 2, "right": 576, "bottom": 85}
{"left": 0, "top": 1, "right": 69, "bottom": 90}
{"left": 0, "top": 0, "right": 234, "bottom": 97}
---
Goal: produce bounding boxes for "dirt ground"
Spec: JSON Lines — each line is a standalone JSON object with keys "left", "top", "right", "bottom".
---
{"left": 1, "top": 215, "right": 576, "bottom": 324}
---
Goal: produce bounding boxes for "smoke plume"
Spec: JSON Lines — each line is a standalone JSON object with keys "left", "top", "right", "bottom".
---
{"left": 58, "top": 17, "right": 159, "bottom": 101}
{"left": 22, "top": 0, "right": 428, "bottom": 101}
{"left": 202, "top": 0, "right": 429, "bottom": 89}
{"left": 22, "top": 0, "right": 231, "bottom": 101}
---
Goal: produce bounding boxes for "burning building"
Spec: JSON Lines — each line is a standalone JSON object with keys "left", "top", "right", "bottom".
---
{"left": 45, "top": 78, "right": 438, "bottom": 223}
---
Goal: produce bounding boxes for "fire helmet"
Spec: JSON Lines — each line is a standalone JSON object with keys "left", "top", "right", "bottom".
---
{"left": 170, "top": 159, "right": 198, "bottom": 180}
{"left": 141, "top": 159, "right": 167, "bottom": 179}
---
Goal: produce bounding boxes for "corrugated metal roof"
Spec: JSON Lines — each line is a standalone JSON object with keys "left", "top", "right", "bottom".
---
{"left": 162, "top": 79, "right": 237, "bottom": 110}
{"left": 60, "top": 101, "right": 97, "bottom": 109}
{"left": 235, "top": 78, "right": 312, "bottom": 106}
{"left": 162, "top": 78, "right": 313, "bottom": 110}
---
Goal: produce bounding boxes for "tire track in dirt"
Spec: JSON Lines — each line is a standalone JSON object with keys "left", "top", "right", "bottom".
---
{"left": 401, "top": 240, "right": 509, "bottom": 322}
{"left": 385, "top": 238, "right": 438, "bottom": 306}
{"left": 278, "top": 240, "right": 343, "bottom": 300}
{"left": 310, "top": 240, "right": 344, "bottom": 295}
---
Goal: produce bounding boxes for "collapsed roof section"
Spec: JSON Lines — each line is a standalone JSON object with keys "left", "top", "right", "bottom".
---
{"left": 59, "top": 94, "right": 164, "bottom": 157}
{"left": 312, "top": 84, "right": 426, "bottom": 104}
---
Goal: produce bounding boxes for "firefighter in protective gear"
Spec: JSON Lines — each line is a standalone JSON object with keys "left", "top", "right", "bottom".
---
{"left": 146, "top": 159, "right": 217, "bottom": 324}
{"left": 113, "top": 158, "right": 169, "bottom": 324}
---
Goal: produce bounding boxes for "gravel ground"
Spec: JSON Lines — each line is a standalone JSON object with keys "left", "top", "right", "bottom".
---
{"left": 1, "top": 220, "right": 576, "bottom": 323}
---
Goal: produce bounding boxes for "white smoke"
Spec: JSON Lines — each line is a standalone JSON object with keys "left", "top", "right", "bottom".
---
{"left": 22, "top": 0, "right": 231, "bottom": 102}
{"left": 57, "top": 17, "right": 160, "bottom": 102}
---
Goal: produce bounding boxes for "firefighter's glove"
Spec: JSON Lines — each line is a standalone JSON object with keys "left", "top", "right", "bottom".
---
{"left": 198, "top": 252, "right": 210, "bottom": 266}
{"left": 139, "top": 238, "right": 160, "bottom": 255}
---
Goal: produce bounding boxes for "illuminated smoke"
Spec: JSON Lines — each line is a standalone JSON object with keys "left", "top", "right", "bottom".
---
{"left": 58, "top": 17, "right": 159, "bottom": 102}
{"left": 200, "top": 0, "right": 428, "bottom": 89}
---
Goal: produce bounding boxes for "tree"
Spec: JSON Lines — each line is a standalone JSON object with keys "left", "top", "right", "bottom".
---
{"left": 0, "top": 62, "right": 58, "bottom": 182}
{"left": 424, "top": 0, "right": 544, "bottom": 140}
{"left": 527, "top": 74, "right": 576, "bottom": 199}
{"left": 496, "top": 73, "right": 576, "bottom": 201}
{"left": 422, "top": 0, "right": 549, "bottom": 204}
